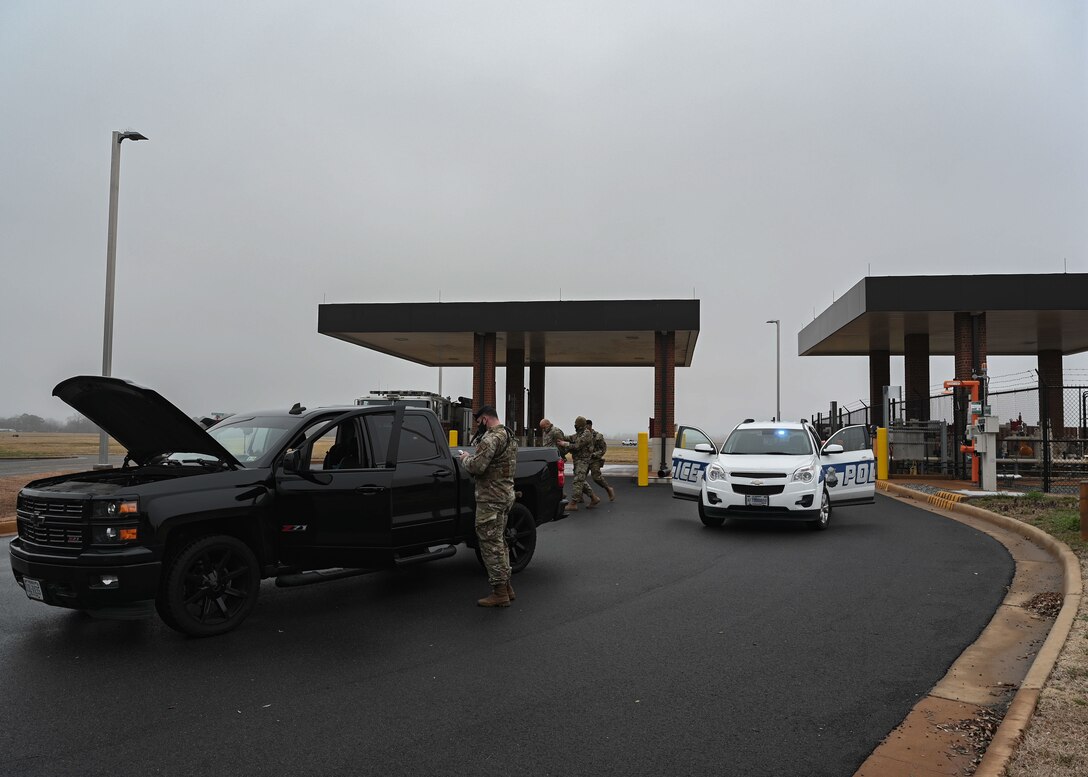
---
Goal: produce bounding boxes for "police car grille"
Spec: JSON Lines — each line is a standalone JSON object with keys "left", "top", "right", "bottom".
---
{"left": 730, "top": 472, "right": 786, "bottom": 479}
{"left": 16, "top": 497, "right": 88, "bottom": 547}
{"left": 731, "top": 484, "right": 785, "bottom": 496}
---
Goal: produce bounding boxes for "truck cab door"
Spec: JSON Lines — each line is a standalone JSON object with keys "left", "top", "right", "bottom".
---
{"left": 672, "top": 425, "right": 717, "bottom": 500}
{"left": 363, "top": 411, "right": 459, "bottom": 551}
{"left": 821, "top": 425, "right": 876, "bottom": 505}
{"left": 275, "top": 411, "right": 395, "bottom": 569}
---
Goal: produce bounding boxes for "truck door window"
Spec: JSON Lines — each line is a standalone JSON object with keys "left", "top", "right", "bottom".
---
{"left": 364, "top": 413, "right": 395, "bottom": 466}
{"left": 397, "top": 415, "right": 441, "bottom": 461}
{"left": 311, "top": 420, "right": 365, "bottom": 470}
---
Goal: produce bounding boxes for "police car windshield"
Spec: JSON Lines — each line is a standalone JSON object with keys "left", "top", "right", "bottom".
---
{"left": 721, "top": 428, "right": 813, "bottom": 456}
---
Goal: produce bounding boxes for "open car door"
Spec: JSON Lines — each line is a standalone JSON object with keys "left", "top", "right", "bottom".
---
{"left": 821, "top": 425, "right": 876, "bottom": 505}
{"left": 672, "top": 425, "right": 717, "bottom": 500}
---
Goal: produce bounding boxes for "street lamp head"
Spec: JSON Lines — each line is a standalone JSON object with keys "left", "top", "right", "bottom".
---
{"left": 766, "top": 319, "right": 779, "bottom": 325}
{"left": 118, "top": 131, "right": 148, "bottom": 143}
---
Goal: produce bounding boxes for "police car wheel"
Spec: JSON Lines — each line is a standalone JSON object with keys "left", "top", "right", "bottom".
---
{"left": 698, "top": 498, "right": 725, "bottom": 528}
{"left": 808, "top": 489, "right": 831, "bottom": 531}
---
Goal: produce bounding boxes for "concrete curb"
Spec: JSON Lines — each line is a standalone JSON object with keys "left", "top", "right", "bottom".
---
{"left": 875, "top": 480, "right": 1083, "bottom": 777}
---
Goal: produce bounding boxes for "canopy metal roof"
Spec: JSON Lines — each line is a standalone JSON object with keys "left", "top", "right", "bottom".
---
{"left": 318, "top": 299, "right": 700, "bottom": 367}
{"left": 799, "top": 274, "right": 1088, "bottom": 357}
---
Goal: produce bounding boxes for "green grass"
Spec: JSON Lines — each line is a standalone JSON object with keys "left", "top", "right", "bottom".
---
{"left": 973, "top": 494, "right": 1087, "bottom": 553}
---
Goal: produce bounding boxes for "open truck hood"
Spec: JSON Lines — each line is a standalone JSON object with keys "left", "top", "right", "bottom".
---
{"left": 54, "top": 376, "right": 241, "bottom": 467}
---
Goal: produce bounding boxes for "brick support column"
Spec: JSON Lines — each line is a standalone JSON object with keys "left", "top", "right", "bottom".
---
{"left": 472, "top": 332, "right": 496, "bottom": 413}
{"left": 504, "top": 346, "right": 525, "bottom": 435}
{"left": 869, "top": 350, "right": 890, "bottom": 427}
{"left": 954, "top": 313, "right": 987, "bottom": 379}
{"left": 528, "top": 361, "right": 545, "bottom": 437}
{"left": 652, "top": 331, "right": 676, "bottom": 438}
{"left": 1038, "top": 349, "right": 1065, "bottom": 437}
{"left": 904, "top": 334, "right": 930, "bottom": 422}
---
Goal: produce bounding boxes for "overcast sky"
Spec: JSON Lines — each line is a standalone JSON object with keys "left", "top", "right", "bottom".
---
{"left": 2, "top": 1, "right": 1086, "bottom": 437}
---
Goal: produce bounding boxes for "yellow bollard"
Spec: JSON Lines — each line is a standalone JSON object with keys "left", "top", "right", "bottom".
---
{"left": 637, "top": 432, "right": 649, "bottom": 486}
{"left": 876, "top": 428, "right": 888, "bottom": 480}
{"left": 449, "top": 429, "right": 458, "bottom": 447}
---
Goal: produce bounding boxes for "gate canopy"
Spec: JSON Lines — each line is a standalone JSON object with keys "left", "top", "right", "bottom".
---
{"left": 318, "top": 300, "right": 700, "bottom": 367}
{"left": 799, "top": 274, "right": 1088, "bottom": 356}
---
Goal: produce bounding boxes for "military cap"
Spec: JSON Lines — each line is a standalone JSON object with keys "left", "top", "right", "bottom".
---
{"left": 575, "top": 415, "right": 587, "bottom": 426}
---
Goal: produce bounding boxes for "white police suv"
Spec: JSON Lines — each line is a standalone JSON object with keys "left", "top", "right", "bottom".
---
{"left": 671, "top": 420, "right": 875, "bottom": 530}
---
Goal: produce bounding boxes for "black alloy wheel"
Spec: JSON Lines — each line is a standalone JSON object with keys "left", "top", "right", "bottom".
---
{"left": 475, "top": 503, "right": 537, "bottom": 574}
{"left": 161, "top": 534, "right": 260, "bottom": 637}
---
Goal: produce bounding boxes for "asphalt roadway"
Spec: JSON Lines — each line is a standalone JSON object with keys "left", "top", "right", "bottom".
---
{"left": 0, "top": 481, "right": 1012, "bottom": 777}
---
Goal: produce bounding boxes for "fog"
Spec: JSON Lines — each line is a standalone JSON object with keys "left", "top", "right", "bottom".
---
{"left": 2, "top": 1, "right": 1085, "bottom": 438}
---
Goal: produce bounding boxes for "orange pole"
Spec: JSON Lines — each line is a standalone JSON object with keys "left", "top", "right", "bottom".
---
{"left": 945, "top": 380, "right": 981, "bottom": 485}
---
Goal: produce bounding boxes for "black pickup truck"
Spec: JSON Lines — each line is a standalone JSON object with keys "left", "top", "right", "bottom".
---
{"left": 9, "top": 377, "right": 566, "bottom": 637}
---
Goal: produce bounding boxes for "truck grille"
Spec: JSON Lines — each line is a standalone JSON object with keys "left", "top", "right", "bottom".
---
{"left": 16, "top": 496, "right": 87, "bottom": 548}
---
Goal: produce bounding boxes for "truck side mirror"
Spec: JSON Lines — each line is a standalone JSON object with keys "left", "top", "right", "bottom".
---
{"left": 282, "top": 449, "right": 302, "bottom": 474}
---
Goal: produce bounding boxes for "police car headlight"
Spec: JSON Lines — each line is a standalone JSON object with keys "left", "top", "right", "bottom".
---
{"left": 706, "top": 463, "right": 728, "bottom": 482}
{"left": 790, "top": 464, "right": 815, "bottom": 483}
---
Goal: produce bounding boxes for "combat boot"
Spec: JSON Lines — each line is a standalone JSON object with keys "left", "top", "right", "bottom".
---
{"left": 606, "top": 486, "right": 616, "bottom": 501}
{"left": 566, "top": 501, "right": 579, "bottom": 512}
{"left": 477, "top": 586, "right": 511, "bottom": 607}
{"left": 587, "top": 494, "right": 601, "bottom": 509}
{"left": 504, "top": 581, "right": 516, "bottom": 601}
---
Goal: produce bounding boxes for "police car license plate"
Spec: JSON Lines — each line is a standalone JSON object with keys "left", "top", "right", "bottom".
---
{"left": 745, "top": 495, "right": 769, "bottom": 507}
{"left": 24, "top": 578, "right": 44, "bottom": 601}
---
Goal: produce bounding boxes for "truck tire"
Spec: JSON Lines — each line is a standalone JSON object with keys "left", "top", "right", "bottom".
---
{"left": 159, "top": 534, "right": 260, "bottom": 637}
{"left": 475, "top": 503, "right": 537, "bottom": 575}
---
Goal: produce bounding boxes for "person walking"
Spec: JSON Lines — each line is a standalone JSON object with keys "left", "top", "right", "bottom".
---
{"left": 557, "top": 416, "right": 600, "bottom": 511}
{"left": 458, "top": 405, "right": 518, "bottom": 607}
{"left": 585, "top": 419, "right": 616, "bottom": 501}
{"left": 539, "top": 418, "right": 568, "bottom": 458}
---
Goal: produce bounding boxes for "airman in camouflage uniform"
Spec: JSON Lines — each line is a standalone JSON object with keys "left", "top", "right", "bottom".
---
{"left": 539, "top": 418, "right": 568, "bottom": 457}
{"left": 585, "top": 419, "right": 616, "bottom": 501}
{"left": 557, "top": 416, "right": 600, "bottom": 511}
{"left": 458, "top": 405, "right": 518, "bottom": 607}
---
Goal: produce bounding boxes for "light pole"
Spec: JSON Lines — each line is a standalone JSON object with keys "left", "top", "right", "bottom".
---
{"left": 766, "top": 319, "right": 780, "bottom": 421}
{"left": 98, "top": 130, "right": 148, "bottom": 467}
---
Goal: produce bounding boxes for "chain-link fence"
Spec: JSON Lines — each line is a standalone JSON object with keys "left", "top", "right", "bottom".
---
{"left": 812, "top": 380, "right": 1088, "bottom": 493}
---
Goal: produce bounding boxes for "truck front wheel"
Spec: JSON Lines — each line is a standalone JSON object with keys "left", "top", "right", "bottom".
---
{"left": 475, "top": 503, "right": 537, "bottom": 575}
{"left": 159, "top": 534, "right": 260, "bottom": 637}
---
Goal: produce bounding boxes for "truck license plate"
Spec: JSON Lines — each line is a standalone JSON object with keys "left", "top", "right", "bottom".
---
{"left": 745, "top": 495, "right": 769, "bottom": 507}
{"left": 24, "top": 578, "right": 44, "bottom": 601}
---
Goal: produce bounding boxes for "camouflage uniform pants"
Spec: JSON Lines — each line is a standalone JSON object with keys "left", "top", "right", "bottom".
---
{"left": 590, "top": 458, "right": 610, "bottom": 490}
{"left": 571, "top": 458, "right": 595, "bottom": 500}
{"left": 475, "top": 498, "right": 514, "bottom": 587}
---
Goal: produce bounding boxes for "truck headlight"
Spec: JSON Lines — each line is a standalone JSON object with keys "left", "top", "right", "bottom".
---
{"left": 791, "top": 465, "right": 815, "bottom": 483}
{"left": 706, "top": 463, "right": 728, "bottom": 482}
{"left": 92, "top": 525, "right": 139, "bottom": 544}
{"left": 92, "top": 499, "right": 139, "bottom": 518}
